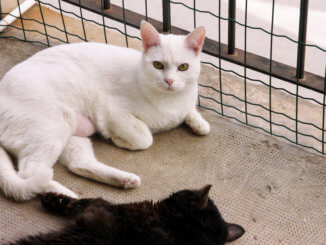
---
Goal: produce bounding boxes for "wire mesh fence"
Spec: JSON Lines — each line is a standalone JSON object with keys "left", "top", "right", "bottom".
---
{"left": 0, "top": 0, "right": 325, "bottom": 154}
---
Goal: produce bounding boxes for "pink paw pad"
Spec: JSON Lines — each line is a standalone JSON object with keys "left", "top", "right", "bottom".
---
{"left": 130, "top": 180, "right": 138, "bottom": 186}
{"left": 119, "top": 177, "right": 140, "bottom": 188}
{"left": 122, "top": 178, "right": 129, "bottom": 184}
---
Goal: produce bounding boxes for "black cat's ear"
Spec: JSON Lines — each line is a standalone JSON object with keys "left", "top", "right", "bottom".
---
{"left": 195, "top": 184, "right": 212, "bottom": 209}
{"left": 226, "top": 223, "right": 245, "bottom": 242}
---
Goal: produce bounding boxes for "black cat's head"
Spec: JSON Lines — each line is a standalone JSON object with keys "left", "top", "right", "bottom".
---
{"left": 159, "top": 185, "right": 245, "bottom": 244}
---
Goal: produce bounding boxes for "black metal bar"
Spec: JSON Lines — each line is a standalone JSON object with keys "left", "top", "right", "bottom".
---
{"left": 269, "top": 0, "right": 276, "bottom": 135}
{"left": 193, "top": 0, "right": 196, "bottom": 28}
{"left": 322, "top": 67, "right": 326, "bottom": 154}
{"left": 78, "top": 0, "right": 87, "bottom": 41}
{"left": 100, "top": 0, "right": 108, "bottom": 43}
{"left": 145, "top": 0, "right": 148, "bottom": 21}
{"left": 162, "top": 0, "right": 170, "bottom": 33}
{"left": 218, "top": 0, "right": 223, "bottom": 115}
{"left": 58, "top": 0, "right": 69, "bottom": 43}
{"left": 37, "top": 1, "right": 50, "bottom": 46}
{"left": 16, "top": 0, "right": 26, "bottom": 41}
{"left": 228, "top": 0, "right": 236, "bottom": 55}
{"left": 122, "top": 0, "right": 128, "bottom": 47}
{"left": 0, "top": 0, "right": 2, "bottom": 20}
{"left": 296, "top": 0, "right": 309, "bottom": 79}
{"left": 103, "top": 0, "right": 110, "bottom": 10}
{"left": 61, "top": 0, "right": 324, "bottom": 94}
{"left": 243, "top": 0, "right": 248, "bottom": 124}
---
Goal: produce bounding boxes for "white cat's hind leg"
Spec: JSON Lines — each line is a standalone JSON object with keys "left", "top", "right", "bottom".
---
{"left": 17, "top": 143, "right": 78, "bottom": 199}
{"left": 0, "top": 146, "right": 53, "bottom": 200}
{"left": 59, "top": 136, "right": 140, "bottom": 189}
{"left": 10, "top": 108, "right": 78, "bottom": 199}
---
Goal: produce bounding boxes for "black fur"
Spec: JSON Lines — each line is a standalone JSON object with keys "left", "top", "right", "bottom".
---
{"left": 10, "top": 185, "right": 245, "bottom": 245}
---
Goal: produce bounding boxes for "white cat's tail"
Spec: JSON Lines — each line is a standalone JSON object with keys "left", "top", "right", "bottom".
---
{"left": 0, "top": 146, "right": 53, "bottom": 201}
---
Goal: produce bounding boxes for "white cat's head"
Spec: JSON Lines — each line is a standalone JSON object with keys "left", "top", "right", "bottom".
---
{"left": 140, "top": 21, "right": 205, "bottom": 93}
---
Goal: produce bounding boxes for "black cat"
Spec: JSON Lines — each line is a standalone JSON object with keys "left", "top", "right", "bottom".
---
{"left": 10, "top": 185, "right": 245, "bottom": 244}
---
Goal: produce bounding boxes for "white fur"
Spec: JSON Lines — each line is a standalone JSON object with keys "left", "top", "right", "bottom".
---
{"left": 0, "top": 23, "right": 209, "bottom": 200}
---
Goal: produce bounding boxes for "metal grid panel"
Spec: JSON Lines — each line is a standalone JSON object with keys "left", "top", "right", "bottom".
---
{"left": 0, "top": 0, "right": 325, "bottom": 154}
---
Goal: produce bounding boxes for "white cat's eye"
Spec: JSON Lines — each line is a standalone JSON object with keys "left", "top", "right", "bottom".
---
{"left": 153, "top": 61, "right": 164, "bottom": 70}
{"left": 178, "top": 63, "right": 189, "bottom": 71}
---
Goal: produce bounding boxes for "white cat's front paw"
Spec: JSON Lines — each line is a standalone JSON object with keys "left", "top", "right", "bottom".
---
{"left": 194, "top": 120, "right": 210, "bottom": 135}
{"left": 119, "top": 173, "right": 141, "bottom": 189}
{"left": 61, "top": 189, "right": 78, "bottom": 199}
{"left": 185, "top": 110, "right": 210, "bottom": 136}
{"left": 112, "top": 135, "right": 152, "bottom": 151}
{"left": 188, "top": 118, "right": 210, "bottom": 135}
{"left": 44, "top": 181, "right": 78, "bottom": 198}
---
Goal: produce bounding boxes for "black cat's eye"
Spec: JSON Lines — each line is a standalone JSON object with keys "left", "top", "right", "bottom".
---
{"left": 153, "top": 61, "right": 164, "bottom": 70}
{"left": 178, "top": 63, "right": 189, "bottom": 71}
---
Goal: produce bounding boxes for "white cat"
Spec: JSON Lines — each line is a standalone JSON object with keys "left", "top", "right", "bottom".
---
{"left": 0, "top": 21, "right": 210, "bottom": 201}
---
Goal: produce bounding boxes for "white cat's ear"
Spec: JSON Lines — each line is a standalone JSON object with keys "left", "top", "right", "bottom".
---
{"left": 140, "top": 21, "right": 161, "bottom": 52}
{"left": 185, "top": 26, "right": 206, "bottom": 55}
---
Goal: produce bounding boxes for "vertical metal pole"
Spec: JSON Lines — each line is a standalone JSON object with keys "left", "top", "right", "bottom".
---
{"left": 16, "top": 0, "right": 26, "bottom": 41}
{"left": 58, "top": 0, "right": 69, "bottom": 43}
{"left": 78, "top": 0, "right": 87, "bottom": 41}
{"left": 0, "top": 1, "right": 2, "bottom": 20}
{"left": 162, "top": 0, "right": 170, "bottom": 33}
{"left": 103, "top": 0, "right": 110, "bottom": 10}
{"left": 296, "top": 0, "right": 309, "bottom": 79}
{"left": 193, "top": 0, "right": 196, "bottom": 28}
{"left": 228, "top": 0, "right": 236, "bottom": 54}
{"left": 218, "top": 0, "right": 224, "bottom": 115}
{"left": 145, "top": 0, "right": 148, "bottom": 21}
{"left": 37, "top": 1, "right": 50, "bottom": 46}
{"left": 122, "top": 0, "right": 128, "bottom": 47}
{"left": 243, "top": 0, "right": 248, "bottom": 125}
{"left": 322, "top": 67, "right": 326, "bottom": 154}
{"left": 269, "top": 0, "right": 275, "bottom": 135}
{"left": 100, "top": 0, "right": 108, "bottom": 44}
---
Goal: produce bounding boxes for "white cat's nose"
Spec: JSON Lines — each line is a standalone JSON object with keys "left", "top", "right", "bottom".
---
{"left": 165, "top": 79, "right": 174, "bottom": 86}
